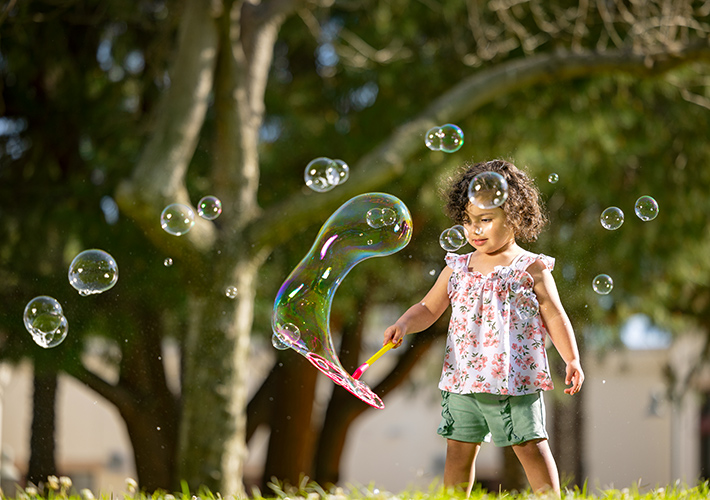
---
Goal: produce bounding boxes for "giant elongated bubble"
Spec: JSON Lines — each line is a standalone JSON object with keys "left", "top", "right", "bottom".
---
{"left": 272, "top": 193, "right": 413, "bottom": 409}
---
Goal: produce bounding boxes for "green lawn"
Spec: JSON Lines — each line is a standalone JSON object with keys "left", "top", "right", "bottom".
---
{"left": 4, "top": 477, "right": 710, "bottom": 500}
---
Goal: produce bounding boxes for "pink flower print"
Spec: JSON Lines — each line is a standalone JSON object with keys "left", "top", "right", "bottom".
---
{"left": 472, "top": 379, "right": 491, "bottom": 392}
{"left": 534, "top": 372, "right": 553, "bottom": 390}
{"left": 469, "top": 354, "right": 488, "bottom": 372}
{"left": 491, "top": 365, "right": 506, "bottom": 380}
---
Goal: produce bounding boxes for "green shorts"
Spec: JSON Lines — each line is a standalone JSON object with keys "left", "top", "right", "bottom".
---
{"left": 437, "top": 390, "right": 548, "bottom": 447}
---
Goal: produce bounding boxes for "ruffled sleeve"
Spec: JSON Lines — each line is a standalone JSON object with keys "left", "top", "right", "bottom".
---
{"left": 445, "top": 252, "right": 469, "bottom": 271}
{"left": 517, "top": 252, "right": 555, "bottom": 272}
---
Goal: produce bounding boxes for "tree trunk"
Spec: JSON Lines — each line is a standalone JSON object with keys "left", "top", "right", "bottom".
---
{"left": 27, "top": 367, "right": 57, "bottom": 486}
{"left": 261, "top": 353, "right": 318, "bottom": 489}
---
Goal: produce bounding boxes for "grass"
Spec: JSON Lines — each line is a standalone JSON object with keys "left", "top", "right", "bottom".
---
{"left": 3, "top": 476, "right": 710, "bottom": 500}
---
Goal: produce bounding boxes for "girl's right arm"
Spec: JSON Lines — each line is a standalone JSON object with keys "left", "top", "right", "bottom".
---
{"left": 383, "top": 266, "right": 453, "bottom": 347}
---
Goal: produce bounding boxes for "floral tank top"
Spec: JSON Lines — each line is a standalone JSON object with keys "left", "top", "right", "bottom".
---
{"left": 438, "top": 250, "right": 555, "bottom": 396}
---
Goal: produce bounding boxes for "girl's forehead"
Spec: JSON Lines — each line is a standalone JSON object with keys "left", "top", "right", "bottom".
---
{"left": 465, "top": 203, "right": 505, "bottom": 218}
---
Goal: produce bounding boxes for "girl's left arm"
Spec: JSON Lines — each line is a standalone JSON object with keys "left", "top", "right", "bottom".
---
{"left": 528, "top": 260, "right": 584, "bottom": 395}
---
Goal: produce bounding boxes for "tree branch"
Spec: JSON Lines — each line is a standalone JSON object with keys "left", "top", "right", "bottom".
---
{"left": 63, "top": 362, "right": 136, "bottom": 413}
{"left": 116, "top": 0, "right": 219, "bottom": 255}
{"left": 248, "top": 42, "right": 710, "bottom": 251}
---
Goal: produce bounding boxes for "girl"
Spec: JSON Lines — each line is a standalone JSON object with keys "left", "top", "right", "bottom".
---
{"left": 383, "top": 159, "right": 584, "bottom": 497}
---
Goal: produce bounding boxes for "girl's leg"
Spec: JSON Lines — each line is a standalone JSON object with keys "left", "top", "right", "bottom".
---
{"left": 511, "top": 438, "right": 560, "bottom": 496}
{"left": 444, "top": 439, "right": 481, "bottom": 496}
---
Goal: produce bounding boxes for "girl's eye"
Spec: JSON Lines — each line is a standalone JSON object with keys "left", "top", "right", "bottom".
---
{"left": 481, "top": 218, "right": 491, "bottom": 222}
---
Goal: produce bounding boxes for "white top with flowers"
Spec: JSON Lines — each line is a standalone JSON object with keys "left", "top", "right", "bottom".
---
{"left": 438, "top": 250, "right": 555, "bottom": 396}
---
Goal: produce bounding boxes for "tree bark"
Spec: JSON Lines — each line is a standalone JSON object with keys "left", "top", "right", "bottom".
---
{"left": 27, "top": 368, "right": 58, "bottom": 486}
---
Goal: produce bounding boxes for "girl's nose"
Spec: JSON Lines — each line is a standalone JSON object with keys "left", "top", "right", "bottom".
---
{"left": 474, "top": 227, "right": 483, "bottom": 236}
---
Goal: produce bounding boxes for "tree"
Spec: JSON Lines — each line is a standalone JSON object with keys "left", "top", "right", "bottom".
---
{"left": 2, "top": 0, "right": 710, "bottom": 496}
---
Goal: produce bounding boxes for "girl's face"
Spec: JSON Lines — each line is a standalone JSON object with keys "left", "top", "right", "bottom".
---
{"left": 461, "top": 203, "right": 516, "bottom": 255}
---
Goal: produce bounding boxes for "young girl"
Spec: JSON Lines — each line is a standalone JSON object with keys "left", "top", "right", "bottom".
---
{"left": 383, "top": 159, "right": 584, "bottom": 497}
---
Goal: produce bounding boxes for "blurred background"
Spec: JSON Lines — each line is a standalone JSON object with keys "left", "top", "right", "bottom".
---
{"left": 1, "top": 0, "right": 710, "bottom": 496}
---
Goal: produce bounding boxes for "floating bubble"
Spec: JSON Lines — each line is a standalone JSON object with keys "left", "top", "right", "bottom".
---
{"left": 164, "top": 258, "right": 173, "bottom": 267}
{"left": 30, "top": 314, "right": 69, "bottom": 348}
{"left": 23, "top": 296, "right": 63, "bottom": 333}
{"left": 592, "top": 274, "right": 614, "bottom": 295}
{"left": 468, "top": 171, "right": 509, "bottom": 209}
{"left": 366, "top": 207, "right": 397, "bottom": 229}
{"left": 328, "top": 159, "right": 350, "bottom": 186}
{"left": 600, "top": 207, "right": 624, "bottom": 230}
{"left": 439, "top": 225, "right": 467, "bottom": 252}
{"left": 68, "top": 249, "right": 119, "bottom": 296}
{"left": 160, "top": 203, "right": 195, "bottom": 236}
{"left": 548, "top": 173, "right": 559, "bottom": 184}
{"left": 305, "top": 157, "right": 339, "bottom": 192}
{"left": 272, "top": 193, "right": 413, "bottom": 409}
{"left": 425, "top": 124, "right": 464, "bottom": 153}
{"left": 225, "top": 286, "right": 238, "bottom": 299}
{"left": 23, "top": 296, "right": 68, "bottom": 348}
{"left": 635, "top": 196, "right": 659, "bottom": 221}
{"left": 271, "top": 332, "right": 290, "bottom": 350}
{"left": 197, "top": 196, "right": 222, "bottom": 221}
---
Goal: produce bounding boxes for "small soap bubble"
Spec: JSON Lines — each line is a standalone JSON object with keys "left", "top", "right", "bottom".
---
{"left": 468, "top": 171, "right": 509, "bottom": 209}
{"left": 424, "top": 124, "right": 464, "bottom": 153}
{"left": 271, "top": 332, "right": 290, "bottom": 350}
{"left": 366, "top": 207, "right": 397, "bottom": 229}
{"left": 31, "top": 314, "right": 69, "bottom": 348}
{"left": 592, "top": 274, "right": 614, "bottom": 295}
{"left": 23, "top": 296, "right": 63, "bottom": 332}
{"left": 305, "top": 157, "right": 338, "bottom": 192}
{"left": 634, "top": 196, "right": 659, "bottom": 221}
{"left": 548, "top": 173, "right": 559, "bottom": 183}
{"left": 164, "top": 258, "right": 173, "bottom": 267}
{"left": 328, "top": 159, "right": 350, "bottom": 186}
{"left": 225, "top": 286, "right": 238, "bottom": 299}
{"left": 197, "top": 196, "right": 222, "bottom": 220}
{"left": 161, "top": 203, "right": 195, "bottom": 236}
{"left": 600, "top": 207, "right": 624, "bottom": 230}
{"left": 68, "top": 249, "right": 119, "bottom": 296}
{"left": 439, "top": 225, "right": 467, "bottom": 252}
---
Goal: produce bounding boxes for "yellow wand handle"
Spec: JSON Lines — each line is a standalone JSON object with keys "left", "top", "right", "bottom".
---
{"left": 364, "top": 342, "right": 396, "bottom": 366}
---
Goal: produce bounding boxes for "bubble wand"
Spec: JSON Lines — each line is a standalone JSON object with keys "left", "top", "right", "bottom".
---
{"left": 352, "top": 342, "right": 396, "bottom": 380}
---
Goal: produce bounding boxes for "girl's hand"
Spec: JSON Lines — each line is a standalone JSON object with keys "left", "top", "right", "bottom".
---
{"left": 564, "top": 359, "right": 584, "bottom": 395}
{"left": 383, "top": 324, "right": 405, "bottom": 348}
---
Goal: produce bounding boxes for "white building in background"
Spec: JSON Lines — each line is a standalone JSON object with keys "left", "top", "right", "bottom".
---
{"left": 1, "top": 314, "right": 708, "bottom": 495}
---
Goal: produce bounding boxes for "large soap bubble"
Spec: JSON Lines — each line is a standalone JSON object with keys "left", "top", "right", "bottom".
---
{"left": 468, "top": 171, "right": 509, "bottom": 209}
{"left": 23, "top": 296, "right": 69, "bottom": 348}
{"left": 592, "top": 274, "right": 614, "bottom": 295}
{"left": 68, "top": 249, "right": 119, "bottom": 296}
{"left": 272, "top": 193, "right": 413, "bottom": 409}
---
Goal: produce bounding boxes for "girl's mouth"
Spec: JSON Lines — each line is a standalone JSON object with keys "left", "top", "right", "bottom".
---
{"left": 473, "top": 239, "right": 487, "bottom": 246}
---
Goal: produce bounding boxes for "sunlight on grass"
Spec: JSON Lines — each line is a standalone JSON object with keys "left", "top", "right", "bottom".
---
{"left": 2, "top": 476, "right": 709, "bottom": 500}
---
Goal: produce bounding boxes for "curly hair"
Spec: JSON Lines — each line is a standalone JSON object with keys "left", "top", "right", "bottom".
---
{"left": 443, "top": 159, "right": 548, "bottom": 242}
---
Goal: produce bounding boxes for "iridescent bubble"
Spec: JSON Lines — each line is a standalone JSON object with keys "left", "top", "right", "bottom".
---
{"left": 468, "top": 171, "right": 509, "bottom": 209}
{"left": 272, "top": 193, "right": 413, "bottom": 409}
{"left": 328, "top": 159, "right": 350, "bottom": 186}
{"left": 160, "top": 203, "right": 195, "bottom": 236}
{"left": 164, "top": 258, "right": 173, "bottom": 267}
{"left": 197, "top": 195, "right": 222, "bottom": 221}
{"left": 439, "top": 225, "right": 467, "bottom": 252}
{"left": 68, "top": 249, "right": 119, "bottom": 296}
{"left": 23, "top": 296, "right": 63, "bottom": 333}
{"left": 366, "top": 207, "right": 397, "bottom": 229}
{"left": 592, "top": 274, "right": 614, "bottom": 295}
{"left": 635, "top": 196, "right": 659, "bottom": 221}
{"left": 600, "top": 207, "right": 624, "bottom": 230}
{"left": 304, "top": 157, "right": 338, "bottom": 192}
{"left": 424, "top": 124, "right": 464, "bottom": 153}
{"left": 225, "top": 286, "right": 238, "bottom": 299}
{"left": 548, "top": 173, "right": 559, "bottom": 184}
